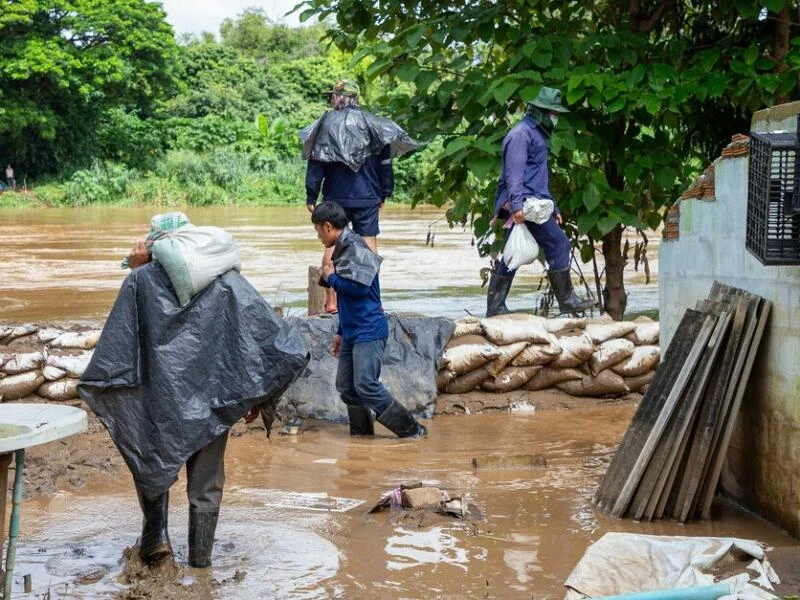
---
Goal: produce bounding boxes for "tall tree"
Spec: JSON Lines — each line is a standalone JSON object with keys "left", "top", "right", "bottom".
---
{"left": 299, "top": 0, "right": 799, "bottom": 318}
{"left": 0, "top": 0, "right": 177, "bottom": 175}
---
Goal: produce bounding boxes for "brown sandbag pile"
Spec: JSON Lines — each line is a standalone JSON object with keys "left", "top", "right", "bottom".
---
{"left": 0, "top": 325, "right": 101, "bottom": 402}
{"left": 437, "top": 315, "right": 661, "bottom": 397}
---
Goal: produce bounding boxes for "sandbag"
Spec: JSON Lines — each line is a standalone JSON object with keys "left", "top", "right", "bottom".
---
{"left": 557, "top": 370, "right": 630, "bottom": 397}
{"left": 445, "top": 366, "right": 492, "bottom": 394}
{"left": 589, "top": 339, "right": 635, "bottom": 376}
{"left": 0, "top": 371, "right": 45, "bottom": 401}
{"left": 441, "top": 343, "right": 500, "bottom": 376}
{"left": 480, "top": 314, "right": 557, "bottom": 345}
{"left": 49, "top": 330, "right": 101, "bottom": 350}
{"left": 501, "top": 224, "right": 539, "bottom": 271}
{"left": 43, "top": 365, "right": 67, "bottom": 381}
{"left": 624, "top": 322, "right": 660, "bottom": 346}
{"left": 37, "top": 328, "right": 65, "bottom": 344}
{"left": 545, "top": 317, "right": 587, "bottom": 334}
{"left": 624, "top": 371, "right": 656, "bottom": 392}
{"left": 152, "top": 225, "right": 241, "bottom": 306}
{"left": 46, "top": 352, "right": 93, "bottom": 379}
{"left": 611, "top": 345, "right": 661, "bottom": 377}
{"left": 2, "top": 351, "right": 44, "bottom": 374}
{"left": 584, "top": 322, "right": 637, "bottom": 345}
{"left": 452, "top": 317, "right": 483, "bottom": 337}
{"left": 510, "top": 343, "right": 562, "bottom": 367}
{"left": 436, "top": 368, "right": 457, "bottom": 391}
{"left": 550, "top": 334, "right": 595, "bottom": 369}
{"left": 37, "top": 378, "right": 79, "bottom": 401}
{"left": 445, "top": 334, "right": 491, "bottom": 349}
{"left": 481, "top": 366, "right": 542, "bottom": 392}
{"left": 524, "top": 367, "right": 583, "bottom": 391}
{"left": 0, "top": 325, "right": 37, "bottom": 344}
{"left": 486, "top": 341, "right": 529, "bottom": 377}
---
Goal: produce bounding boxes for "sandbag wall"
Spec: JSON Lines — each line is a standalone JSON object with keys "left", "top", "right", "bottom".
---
{"left": 0, "top": 325, "right": 100, "bottom": 402}
{"left": 438, "top": 314, "right": 661, "bottom": 397}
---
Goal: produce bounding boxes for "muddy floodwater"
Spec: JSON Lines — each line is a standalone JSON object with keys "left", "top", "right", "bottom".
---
{"left": 16, "top": 408, "right": 797, "bottom": 599}
{"left": 0, "top": 205, "right": 659, "bottom": 323}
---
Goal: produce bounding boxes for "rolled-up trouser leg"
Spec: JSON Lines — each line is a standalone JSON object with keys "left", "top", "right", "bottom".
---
{"left": 186, "top": 432, "right": 228, "bottom": 568}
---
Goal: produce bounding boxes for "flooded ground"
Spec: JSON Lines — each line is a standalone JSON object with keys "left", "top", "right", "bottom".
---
{"left": 0, "top": 205, "right": 659, "bottom": 324}
{"left": 13, "top": 406, "right": 798, "bottom": 599}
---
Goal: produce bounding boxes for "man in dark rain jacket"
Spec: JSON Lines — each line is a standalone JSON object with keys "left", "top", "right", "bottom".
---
{"left": 79, "top": 224, "right": 309, "bottom": 569}
{"left": 486, "top": 87, "right": 595, "bottom": 317}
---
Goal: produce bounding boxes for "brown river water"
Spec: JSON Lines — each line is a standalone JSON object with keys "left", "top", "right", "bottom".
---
{"left": 0, "top": 206, "right": 793, "bottom": 598}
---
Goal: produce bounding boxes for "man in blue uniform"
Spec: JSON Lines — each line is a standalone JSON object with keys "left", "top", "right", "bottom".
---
{"left": 305, "top": 80, "right": 393, "bottom": 314}
{"left": 486, "top": 87, "right": 594, "bottom": 317}
{"left": 312, "top": 201, "right": 427, "bottom": 438}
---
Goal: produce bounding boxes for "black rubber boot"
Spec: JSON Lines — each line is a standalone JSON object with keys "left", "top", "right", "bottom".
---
{"left": 188, "top": 510, "right": 219, "bottom": 568}
{"left": 485, "top": 271, "right": 515, "bottom": 317}
{"left": 377, "top": 401, "right": 427, "bottom": 438}
{"left": 136, "top": 489, "right": 173, "bottom": 566}
{"left": 547, "top": 268, "right": 595, "bottom": 315}
{"left": 346, "top": 404, "right": 375, "bottom": 435}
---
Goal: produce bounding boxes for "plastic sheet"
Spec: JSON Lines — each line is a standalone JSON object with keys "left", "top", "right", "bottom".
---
{"left": 299, "top": 109, "right": 422, "bottom": 172}
{"left": 78, "top": 263, "right": 310, "bottom": 500}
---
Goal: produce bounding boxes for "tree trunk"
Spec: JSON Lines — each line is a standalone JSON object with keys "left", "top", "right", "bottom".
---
{"left": 602, "top": 225, "right": 627, "bottom": 320}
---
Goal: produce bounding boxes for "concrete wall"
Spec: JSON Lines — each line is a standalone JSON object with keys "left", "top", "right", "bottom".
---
{"left": 659, "top": 106, "right": 800, "bottom": 536}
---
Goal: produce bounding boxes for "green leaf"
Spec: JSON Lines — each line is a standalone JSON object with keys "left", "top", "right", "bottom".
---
{"left": 492, "top": 79, "right": 519, "bottom": 104}
{"left": 597, "top": 216, "right": 618, "bottom": 236}
{"left": 743, "top": 46, "right": 759, "bottom": 66}
{"left": 577, "top": 213, "right": 597, "bottom": 235}
{"left": 654, "top": 167, "right": 676, "bottom": 189}
{"left": 583, "top": 183, "right": 602, "bottom": 211}
{"left": 467, "top": 154, "right": 496, "bottom": 180}
{"left": 414, "top": 69, "right": 438, "bottom": 92}
{"left": 396, "top": 62, "right": 419, "bottom": 82}
{"left": 762, "top": 0, "right": 787, "bottom": 11}
{"left": 606, "top": 97, "right": 626, "bottom": 113}
{"left": 443, "top": 136, "right": 473, "bottom": 157}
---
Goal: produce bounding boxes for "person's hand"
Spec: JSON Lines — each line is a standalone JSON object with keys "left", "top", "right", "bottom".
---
{"left": 512, "top": 209, "right": 525, "bottom": 224}
{"left": 322, "top": 263, "right": 335, "bottom": 280}
{"left": 244, "top": 406, "right": 260, "bottom": 424}
{"left": 554, "top": 212, "right": 563, "bottom": 225}
{"left": 306, "top": 203, "right": 315, "bottom": 213}
{"left": 331, "top": 334, "right": 342, "bottom": 357}
{"left": 127, "top": 241, "right": 151, "bottom": 269}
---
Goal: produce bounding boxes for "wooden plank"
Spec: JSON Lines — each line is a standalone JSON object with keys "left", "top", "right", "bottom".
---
{"left": 631, "top": 310, "right": 732, "bottom": 521}
{"left": 671, "top": 294, "right": 756, "bottom": 522}
{"left": 697, "top": 298, "right": 772, "bottom": 520}
{"left": 688, "top": 294, "right": 759, "bottom": 519}
{"left": 608, "top": 313, "right": 717, "bottom": 517}
{"left": 593, "top": 309, "right": 706, "bottom": 511}
{"left": 307, "top": 265, "right": 326, "bottom": 316}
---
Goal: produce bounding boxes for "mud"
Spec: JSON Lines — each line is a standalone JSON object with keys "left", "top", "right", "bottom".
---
{"left": 9, "top": 397, "right": 800, "bottom": 599}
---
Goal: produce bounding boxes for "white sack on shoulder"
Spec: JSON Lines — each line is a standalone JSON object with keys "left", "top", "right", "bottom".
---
{"left": 480, "top": 314, "right": 557, "bottom": 345}
{"left": 152, "top": 225, "right": 241, "bottom": 307}
{"left": 550, "top": 334, "right": 595, "bottom": 368}
{"left": 501, "top": 225, "right": 539, "bottom": 271}
{"left": 589, "top": 339, "right": 635, "bottom": 376}
{"left": 611, "top": 345, "right": 661, "bottom": 377}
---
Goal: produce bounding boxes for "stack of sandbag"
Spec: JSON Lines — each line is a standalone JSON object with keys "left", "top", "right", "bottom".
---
{"left": 0, "top": 325, "right": 101, "bottom": 402}
{"left": 437, "top": 314, "right": 660, "bottom": 398}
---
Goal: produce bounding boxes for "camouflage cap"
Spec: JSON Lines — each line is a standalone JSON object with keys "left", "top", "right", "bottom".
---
{"left": 323, "top": 79, "right": 360, "bottom": 98}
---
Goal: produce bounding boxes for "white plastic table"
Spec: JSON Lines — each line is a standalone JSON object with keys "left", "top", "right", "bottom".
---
{"left": 0, "top": 404, "right": 87, "bottom": 599}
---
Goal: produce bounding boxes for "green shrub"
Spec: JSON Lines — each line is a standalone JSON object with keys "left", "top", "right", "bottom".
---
{"left": 162, "top": 150, "right": 208, "bottom": 186}
{"left": 205, "top": 147, "right": 249, "bottom": 190}
{"left": 63, "top": 161, "right": 131, "bottom": 205}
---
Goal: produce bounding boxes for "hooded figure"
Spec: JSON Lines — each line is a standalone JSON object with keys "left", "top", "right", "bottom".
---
{"left": 301, "top": 79, "right": 421, "bottom": 314}
{"left": 486, "top": 86, "right": 595, "bottom": 317}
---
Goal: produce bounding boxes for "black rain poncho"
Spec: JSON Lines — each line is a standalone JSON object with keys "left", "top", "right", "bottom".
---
{"left": 78, "top": 263, "right": 310, "bottom": 500}
{"left": 299, "top": 109, "right": 422, "bottom": 172}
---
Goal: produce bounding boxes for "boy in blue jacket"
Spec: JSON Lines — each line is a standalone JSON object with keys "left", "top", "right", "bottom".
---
{"left": 312, "top": 201, "right": 427, "bottom": 438}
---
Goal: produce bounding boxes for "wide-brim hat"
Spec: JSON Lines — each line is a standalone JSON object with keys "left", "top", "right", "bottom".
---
{"left": 528, "top": 86, "right": 569, "bottom": 113}
{"left": 323, "top": 79, "right": 360, "bottom": 98}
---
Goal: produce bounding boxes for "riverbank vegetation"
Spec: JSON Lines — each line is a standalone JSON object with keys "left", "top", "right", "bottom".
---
{"left": 0, "top": 4, "right": 436, "bottom": 208}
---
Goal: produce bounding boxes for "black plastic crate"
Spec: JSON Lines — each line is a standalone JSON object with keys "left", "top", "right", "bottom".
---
{"left": 746, "top": 130, "right": 800, "bottom": 265}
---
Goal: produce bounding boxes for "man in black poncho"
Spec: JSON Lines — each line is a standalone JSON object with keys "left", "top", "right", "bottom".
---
{"left": 78, "top": 235, "right": 309, "bottom": 569}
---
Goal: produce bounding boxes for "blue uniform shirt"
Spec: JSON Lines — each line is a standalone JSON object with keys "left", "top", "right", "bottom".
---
{"left": 327, "top": 271, "right": 388, "bottom": 344}
{"left": 494, "top": 116, "right": 556, "bottom": 216}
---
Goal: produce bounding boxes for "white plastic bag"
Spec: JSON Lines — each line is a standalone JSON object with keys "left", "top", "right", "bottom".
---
{"left": 502, "top": 225, "right": 539, "bottom": 270}
{"left": 522, "top": 197, "right": 555, "bottom": 224}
